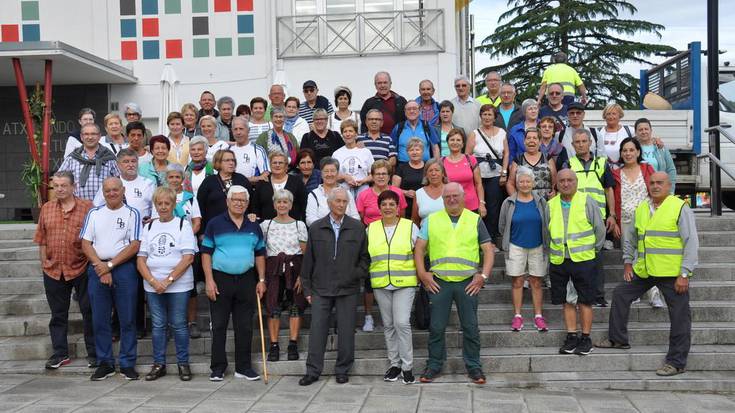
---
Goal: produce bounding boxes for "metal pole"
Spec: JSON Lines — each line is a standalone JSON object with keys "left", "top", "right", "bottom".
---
{"left": 469, "top": 14, "right": 475, "bottom": 97}
{"left": 41, "top": 60, "right": 53, "bottom": 204}
{"left": 707, "top": 0, "right": 721, "bottom": 216}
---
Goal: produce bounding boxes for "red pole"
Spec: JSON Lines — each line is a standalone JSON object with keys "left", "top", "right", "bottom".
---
{"left": 41, "top": 60, "right": 53, "bottom": 204}
{"left": 11, "top": 58, "right": 41, "bottom": 166}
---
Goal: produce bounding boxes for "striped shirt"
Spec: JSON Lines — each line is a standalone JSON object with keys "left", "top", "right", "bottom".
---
{"left": 57, "top": 149, "right": 120, "bottom": 200}
{"left": 357, "top": 133, "right": 397, "bottom": 161}
{"left": 299, "top": 100, "right": 334, "bottom": 125}
{"left": 201, "top": 212, "right": 266, "bottom": 275}
{"left": 248, "top": 121, "right": 271, "bottom": 142}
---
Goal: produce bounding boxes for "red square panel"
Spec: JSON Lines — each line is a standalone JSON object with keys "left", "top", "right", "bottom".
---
{"left": 142, "top": 18, "right": 159, "bottom": 37}
{"left": 1, "top": 25, "right": 20, "bottom": 42}
{"left": 121, "top": 41, "right": 137, "bottom": 60}
{"left": 236, "top": 0, "right": 253, "bottom": 11}
{"left": 214, "top": 0, "right": 231, "bottom": 12}
{"left": 165, "top": 39, "right": 183, "bottom": 59}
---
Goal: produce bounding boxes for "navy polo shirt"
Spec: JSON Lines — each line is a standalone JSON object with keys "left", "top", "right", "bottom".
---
{"left": 201, "top": 212, "right": 266, "bottom": 275}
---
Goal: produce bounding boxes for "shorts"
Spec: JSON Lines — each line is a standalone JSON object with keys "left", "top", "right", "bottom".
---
{"left": 505, "top": 244, "right": 546, "bottom": 277}
{"left": 549, "top": 258, "right": 597, "bottom": 305}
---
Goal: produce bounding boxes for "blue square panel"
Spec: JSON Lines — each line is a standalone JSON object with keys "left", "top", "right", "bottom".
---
{"left": 237, "top": 14, "right": 253, "bottom": 34}
{"left": 22, "top": 24, "right": 40, "bottom": 41}
{"left": 120, "top": 19, "right": 136, "bottom": 38}
{"left": 143, "top": 40, "right": 160, "bottom": 59}
{"left": 142, "top": 0, "right": 159, "bottom": 15}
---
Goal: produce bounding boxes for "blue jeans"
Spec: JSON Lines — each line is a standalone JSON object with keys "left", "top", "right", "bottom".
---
{"left": 87, "top": 260, "right": 138, "bottom": 368}
{"left": 146, "top": 291, "right": 190, "bottom": 365}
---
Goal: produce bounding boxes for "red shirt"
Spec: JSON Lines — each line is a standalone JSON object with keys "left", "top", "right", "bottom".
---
{"left": 380, "top": 94, "right": 397, "bottom": 135}
{"left": 356, "top": 186, "right": 408, "bottom": 225}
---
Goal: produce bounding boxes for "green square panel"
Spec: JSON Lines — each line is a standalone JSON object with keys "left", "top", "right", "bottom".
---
{"left": 192, "top": 0, "right": 208, "bottom": 13}
{"left": 215, "top": 38, "right": 232, "bottom": 57}
{"left": 238, "top": 37, "right": 254, "bottom": 56}
{"left": 165, "top": 0, "right": 181, "bottom": 13}
{"left": 21, "top": 1, "right": 40, "bottom": 20}
{"left": 193, "top": 38, "right": 209, "bottom": 57}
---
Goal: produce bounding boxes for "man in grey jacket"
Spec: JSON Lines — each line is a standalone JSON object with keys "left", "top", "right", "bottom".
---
{"left": 299, "top": 187, "right": 370, "bottom": 386}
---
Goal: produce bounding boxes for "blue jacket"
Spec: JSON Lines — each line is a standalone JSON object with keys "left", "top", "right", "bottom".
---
{"left": 507, "top": 121, "right": 538, "bottom": 161}
{"left": 413, "top": 96, "right": 440, "bottom": 127}
{"left": 390, "top": 120, "right": 440, "bottom": 162}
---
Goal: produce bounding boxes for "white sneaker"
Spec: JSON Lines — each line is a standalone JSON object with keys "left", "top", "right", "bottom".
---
{"left": 603, "top": 240, "right": 614, "bottom": 250}
{"left": 362, "top": 315, "right": 374, "bottom": 332}
{"left": 523, "top": 280, "right": 529, "bottom": 289}
{"left": 649, "top": 287, "right": 665, "bottom": 308}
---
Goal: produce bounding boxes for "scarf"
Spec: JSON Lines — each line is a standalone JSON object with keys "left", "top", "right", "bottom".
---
{"left": 190, "top": 159, "right": 208, "bottom": 171}
{"left": 270, "top": 130, "right": 296, "bottom": 167}
{"left": 284, "top": 115, "right": 298, "bottom": 133}
{"left": 174, "top": 191, "right": 194, "bottom": 218}
{"left": 69, "top": 146, "right": 116, "bottom": 187}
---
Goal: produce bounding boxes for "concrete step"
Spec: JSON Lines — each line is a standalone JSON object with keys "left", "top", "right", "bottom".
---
{"left": 0, "top": 239, "right": 36, "bottom": 249}
{"left": 698, "top": 231, "right": 735, "bottom": 247}
{"left": 0, "top": 224, "right": 36, "bottom": 241}
{"left": 694, "top": 216, "right": 735, "bottom": 232}
{"left": 0, "top": 248, "right": 39, "bottom": 261}
{"left": 0, "top": 313, "right": 85, "bottom": 337}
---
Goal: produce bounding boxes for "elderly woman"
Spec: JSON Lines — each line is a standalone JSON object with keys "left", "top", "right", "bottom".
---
{"left": 295, "top": 149, "right": 321, "bottom": 194}
{"left": 635, "top": 118, "right": 677, "bottom": 192}
{"left": 252, "top": 151, "right": 307, "bottom": 221}
{"left": 507, "top": 127, "right": 557, "bottom": 200}
{"left": 199, "top": 115, "right": 229, "bottom": 163}
{"left": 411, "top": 159, "right": 448, "bottom": 226}
{"left": 167, "top": 112, "right": 190, "bottom": 166}
{"left": 538, "top": 116, "right": 564, "bottom": 161}
{"left": 600, "top": 103, "right": 634, "bottom": 163}
{"left": 260, "top": 189, "right": 309, "bottom": 362}
{"left": 393, "top": 138, "right": 426, "bottom": 218}
{"left": 197, "top": 149, "right": 252, "bottom": 235}
{"left": 101, "top": 113, "right": 128, "bottom": 154}
{"left": 368, "top": 190, "right": 420, "bottom": 384}
{"left": 137, "top": 186, "right": 197, "bottom": 381}
{"left": 499, "top": 166, "right": 549, "bottom": 332}
{"left": 248, "top": 97, "right": 272, "bottom": 142}
{"left": 435, "top": 100, "right": 457, "bottom": 157}
{"left": 305, "top": 157, "right": 359, "bottom": 226}
{"left": 443, "top": 128, "right": 485, "bottom": 216}
{"left": 330, "top": 86, "right": 360, "bottom": 134}
{"left": 181, "top": 103, "right": 200, "bottom": 138}
{"left": 139, "top": 135, "right": 171, "bottom": 187}
{"left": 64, "top": 107, "right": 96, "bottom": 157}
{"left": 184, "top": 136, "right": 215, "bottom": 196}
{"left": 285, "top": 97, "right": 310, "bottom": 144}
{"left": 256, "top": 107, "right": 299, "bottom": 170}
{"left": 333, "top": 119, "right": 374, "bottom": 198}
{"left": 507, "top": 99, "right": 540, "bottom": 161}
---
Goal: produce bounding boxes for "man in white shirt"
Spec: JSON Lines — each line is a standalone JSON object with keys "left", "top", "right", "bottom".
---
{"left": 229, "top": 117, "right": 270, "bottom": 185}
{"left": 81, "top": 177, "right": 142, "bottom": 381}
{"left": 450, "top": 75, "right": 481, "bottom": 134}
{"left": 94, "top": 149, "right": 155, "bottom": 221}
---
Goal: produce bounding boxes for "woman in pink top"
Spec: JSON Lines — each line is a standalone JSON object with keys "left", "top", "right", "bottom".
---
{"left": 356, "top": 160, "right": 408, "bottom": 225}
{"left": 442, "top": 128, "right": 485, "bottom": 215}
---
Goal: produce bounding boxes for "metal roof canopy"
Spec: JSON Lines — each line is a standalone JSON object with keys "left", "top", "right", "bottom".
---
{"left": 0, "top": 41, "right": 136, "bottom": 86}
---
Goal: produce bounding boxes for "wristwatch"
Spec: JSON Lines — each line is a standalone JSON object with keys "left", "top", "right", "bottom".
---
{"left": 680, "top": 272, "right": 689, "bottom": 279}
{"left": 167, "top": 275, "right": 175, "bottom": 283}
{"left": 478, "top": 272, "right": 488, "bottom": 280}
{"left": 258, "top": 278, "right": 266, "bottom": 283}
{"left": 106, "top": 262, "right": 114, "bottom": 270}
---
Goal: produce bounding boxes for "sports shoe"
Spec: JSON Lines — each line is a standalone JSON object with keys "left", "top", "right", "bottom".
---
{"left": 86, "top": 357, "right": 98, "bottom": 368}
{"left": 533, "top": 316, "right": 548, "bottom": 332}
{"left": 287, "top": 342, "right": 299, "bottom": 360}
{"left": 559, "top": 334, "right": 578, "bottom": 354}
{"left": 420, "top": 368, "right": 440, "bottom": 383}
{"left": 45, "top": 355, "right": 70, "bottom": 370}
{"left": 362, "top": 315, "right": 374, "bottom": 332}
{"left": 234, "top": 368, "right": 260, "bottom": 381}
{"left": 267, "top": 343, "right": 280, "bottom": 362}
{"left": 511, "top": 315, "right": 524, "bottom": 332}
{"left": 593, "top": 298, "right": 608, "bottom": 308}
{"left": 574, "top": 336, "right": 593, "bottom": 355}
{"left": 402, "top": 370, "right": 416, "bottom": 384}
{"left": 189, "top": 322, "right": 202, "bottom": 339}
{"left": 656, "top": 364, "right": 685, "bottom": 376}
{"left": 144, "top": 364, "right": 166, "bottom": 381}
{"left": 603, "top": 240, "right": 614, "bottom": 250}
{"left": 594, "top": 338, "right": 631, "bottom": 349}
{"left": 649, "top": 287, "right": 665, "bottom": 308}
{"left": 90, "top": 364, "right": 116, "bottom": 381}
{"left": 383, "top": 366, "right": 402, "bottom": 382}
{"left": 468, "top": 368, "right": 486, "bottom": 384}
{"left": 209, "top": 370, "right": 224, "bottom": 381}
{"left": 120, "top": 367, "right": 139, "bottom": 380}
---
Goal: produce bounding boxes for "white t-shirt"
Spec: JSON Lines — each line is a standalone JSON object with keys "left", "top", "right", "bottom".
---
{"left": 151, "top": 192, "right": 202, "bottom": 225}
{"left": 101, "top": 136, "right": 128, "bottom": 155}
{"left": 600, "top": 126, "right": 633, "bottom": 163}
{"left": 305, "top": 184, "right": 360, "bottom": 226}
{"left": 93, "top": 175, "right": 156, "bottom": 218}
{"left": 329, "top": 111, "right": 360, "bottom": 135}
{"left": 332, "top": 146, "right": 374, "bottom": 183}
{"left": 230, "top": 142, "right": 270, "bottom": 178}
{"left": 138, "top": 218, "right": 197, "bottom": 293}
{"left": 472, "top": 127, "right": 506, "bottom": 178}
{"left": 205, "top": 140, "right": 230, "bottom": 162}
{"left": 191, "top": 169, "right": 207, "bottom": 197}
{"left": 260, "top": 219, "right": 308, "bottom": 256}
{"left": 138, "top": 150, "right": 153, "bottom": 164}
{"left": 81, "top": 204, "right": 142, "bottom": 260}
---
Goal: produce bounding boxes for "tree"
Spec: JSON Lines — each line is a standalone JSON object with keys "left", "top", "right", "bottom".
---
{"left": 477, "top": 0, "right": 675, "bottom": 109}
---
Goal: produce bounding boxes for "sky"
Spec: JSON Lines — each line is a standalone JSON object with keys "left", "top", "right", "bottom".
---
{"left": 469, "top": 0, "right": 735, "bottom": 77}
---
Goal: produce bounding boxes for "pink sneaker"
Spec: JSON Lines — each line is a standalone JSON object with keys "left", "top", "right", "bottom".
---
{"left": 511, "top": 315, "right": 523, "bottom": 331}
{"left": 534, "top": 316, "right": 548, "bottom": 332}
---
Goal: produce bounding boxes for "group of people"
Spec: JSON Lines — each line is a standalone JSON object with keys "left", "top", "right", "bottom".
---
{"left": 35, "top": 54, "right": 697, "bottom": 385}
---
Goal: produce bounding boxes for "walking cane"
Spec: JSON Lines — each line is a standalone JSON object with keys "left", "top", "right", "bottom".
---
{"left": 256, "top": 292, "right": 269, "bottom": 384}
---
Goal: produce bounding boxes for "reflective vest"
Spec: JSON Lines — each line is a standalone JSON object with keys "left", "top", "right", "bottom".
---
{"left": 568, "top": 156, "right": 607, "bottom": 218}
{"left": 427, "top": 209, "right": 480, "bottom": 282}
{"left": 542, "top": 63, "right": 582, "bottom": 96}
{"left": 633, "top": 196, "right": 685, "bottom": 278}
{"left": 548, "top": 192, "right": 596, "bottom": 264}
{"left": 367, "top": 218, "right": 418, "bottom": 288}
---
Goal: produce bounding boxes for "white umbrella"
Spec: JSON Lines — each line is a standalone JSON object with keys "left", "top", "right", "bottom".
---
{"left": 158, "top": 64, "right": 179, "bottom": 135}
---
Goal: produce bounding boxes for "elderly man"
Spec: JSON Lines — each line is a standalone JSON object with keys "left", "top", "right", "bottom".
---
{"left": 199, "top": 91, "right": 219, "bottom": 118}
{"left": 230, "top": 117, "right": 270, "bottom": 184}
{"left": 299, "top": 80, "right": 334, "bottom": 125}
{"left": 414, "top": 182, "right": 494, "bottom": 385}
{"left": 476, "top": 71, "right": 502, "bottom": 107}
{"left": 360, "top": 71, "right": 408, "bottom": 135}
{"left": 58, "top": 123, "right": 119, "bottom": 200}
{"left": 299, "top": 187, "right": 370, "bottom": 386}
{"left": 596, "top": 172, "right": 698, "bottom": 376}
{"left": 495, "top": 82, "right": 523, "bottom": 130}
{"left": 450, "top": 75, "right": 481, "bottom": 133}
{"left": 216, "top": 96, "right": 236, "bottom": 142}
{"left": 539, "top": 83, "right": 569, "bottom": 125}
{"left": 414, "top": 79, "right": 440, "bottom": 126}
{"left": 390, "top": 101, "right": 440, "bottom": 163}
{"left": 35, "top": 171, "right": 96, "bottom": 370}
{"left": 81, "top": 177, "right": 142, "bottom": 381}
{"left": 357, "top": 109, "right": 397, "bottom": 166}
{"left": 265, "top": 84, "right": 286, "bottom": 121}
{"left": 547, "top": 169, "right": 606, "bottom": 356}
{"left": 555, "top": 102, "right": 605, "bottom": 167}
{"left": 537, "top": 51, "right": 588, "bottom": 106}
{"left": 201, "top": 185, "right": 266, "bottom": 381}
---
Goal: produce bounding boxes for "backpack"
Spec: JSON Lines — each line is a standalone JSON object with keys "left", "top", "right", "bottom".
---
{"left": 396, "top": 120, "right": 432, "bottom": 151}
{"left": 148, "top": 217, "right": 185, "bottom": 231}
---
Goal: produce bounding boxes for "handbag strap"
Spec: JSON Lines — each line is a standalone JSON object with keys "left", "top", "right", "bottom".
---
{"left": 476, "top": 128, "right": 502, "bottom": 160}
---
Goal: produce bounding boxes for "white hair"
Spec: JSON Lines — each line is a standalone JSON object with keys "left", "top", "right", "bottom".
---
{"left": 273, "top": 188, "right": 294, "bottom": 204}
{"left": 227, "top": 185, "right": 249, "bottom": 200}
{"left": 454, "top": 75, "right": 471, "bottom": 85}
{"left": 515, "top": 166, "right": 535, "bottom": 184}
{"left": 443, "top": 182, "right": 464, "bottom": 195}
{"left": 326, "top": 187, "right": 348, "bottom": 203}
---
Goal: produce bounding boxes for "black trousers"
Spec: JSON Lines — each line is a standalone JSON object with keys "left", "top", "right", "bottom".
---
{"left": 43, "top": 272, "right": 95, "bottom": 359}
{"left": 482, "top": 176, "right": 504, "bottom": 243}
{"left": 209, "top": 269, "right": 257, "bottom": 373}
{"left": 306, "top": 293, "right": 359, "bottom": 377}
{"left": 608, "top": 276, "right": 691, "bottom": 369}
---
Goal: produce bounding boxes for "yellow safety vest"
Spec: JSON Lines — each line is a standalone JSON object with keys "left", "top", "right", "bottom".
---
{"left": 633, "top": 196, "right": 685, "bottom": 278}
{"left": 368, "top": 218, "right": 418, "bottom": 288}
{"left": 427, "top": 209, "right": 480, "bottom": 282}
{"left": 548, "top": 192, "right": 597, "bottom": 264}
{"left": 542, "top": 63, "right": 582, "bottom": 96}
{"left": 568, "top": 156, "right": 607, "bottom": 218}
{"left": 476, "top": 94, "right": 501, "bottom": 107}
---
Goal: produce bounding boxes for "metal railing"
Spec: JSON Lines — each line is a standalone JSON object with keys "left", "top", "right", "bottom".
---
{"left": 276, "top": 9, "right": 445, "bottom": 58}
{"left": 700, "top": 124, "right": 735, "bottom": 182}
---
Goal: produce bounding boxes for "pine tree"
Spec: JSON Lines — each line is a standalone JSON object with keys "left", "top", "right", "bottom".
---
{"left": 477, "top": 0, "right": 675, "bottom": 109}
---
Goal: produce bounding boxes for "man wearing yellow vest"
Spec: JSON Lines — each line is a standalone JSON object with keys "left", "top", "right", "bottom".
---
{"left": 367, "top": 190, "right": 420, "bottom": 384}
{"left": 596, "top": 173, "right": 698, "bottom": 376}
{"left": 562, "top": 129, "right": 618, "bottom": 307}
{"left": 537, "top": 52, "right": 588, "bottom": 106}
{"left": 548, "top": 169, "right": 606, "bottom": 356}
{"left": 414, "top": 182, "right": 495, "bottom": 384}
{"left": 476, "top": 71, "right": 502, "bottom": 108}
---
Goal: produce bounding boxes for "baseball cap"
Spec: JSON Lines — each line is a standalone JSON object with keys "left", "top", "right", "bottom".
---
{"left": 303, "top": 80, "right": 317, "bottom": 89}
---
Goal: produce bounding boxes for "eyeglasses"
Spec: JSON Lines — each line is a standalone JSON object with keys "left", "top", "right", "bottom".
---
{"left": 568, "top": 111, "right": 583, "bottom": 116}
{"left": 125, "top": 112, "right": 138, "bottom": 117}
{"left": 454, "top": 84, "right": 468, "bottom": 88}
{"left": 230, "top": 198, "right": 248, "bottom": 204}
{"left": 373, "top": 172, "right": 389, "bottom": 176}
{"left": 313, "top": 117, "right": 328, "bottom": 121}
{"left": 367, "top": 118, "right": 382, "bottom": 121}
{"left": 303, "top": 88, "right": 315, "bottom": 93}
{"left": 271, "top": 160, "right": 286, "bottom": 165}
{"left": 548, "top": 92, "right": 562, "bottom": 96}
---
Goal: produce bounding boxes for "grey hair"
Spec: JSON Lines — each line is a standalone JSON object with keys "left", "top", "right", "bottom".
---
{"left": 419, "top": 79, "right": 434, "bottom": 89}
{"left": 53, "top": 170, "right": 75, "bottom": 185}
{"left": 272, "top": 188, "right": 294, "bottom": 204}
{"left": 500, "top": 82, "right": 516, "bottom": 92}
{"left": 232, "top": 116, "right": 249, "bottom": 128}
{"left": 421, "top": 158, "right": 448, "bottom": 185}
{"left": 553, "top": 51, "right": 568, "bottom": 63}
{"left": 454, "top": 75, "right": 471, "bottom": 85}
{"left": 374, "top": 71, "right": 392, "bottom": 83}
{"left": 365, "top": 108, "right": 383, "bottom": 119}
{"left": 320, "top": 156, "right": 340, "bottom": 171}
{"left": 515, "top": 165, "right": 535, "bottom": 185}
{"left": 227, "top": 185, "right": 249, "bottom": 200}
{"left": 521, "top": 99, "right": 538, "bottom": 115}
{"left": 312, "top": 108, "right": 328, "bottom": 119}
{"left": 81, "top": 123, "right": 101, "bottom": 134}
{"left": 573, "top": 128, "right": 592, "bottom": 142}
{"left": 271, "top": 106, "right": 286, "bottom": 116}
{"left": 547, "top": 83, "right": 564, "bottom": 94}
{"left": 124, "top": 102, "right": 142, "bottom": 115}
{"left": 443, "top": 181, "right": 464, "bottom": 195}
{"left": 326, "top": 186, "right": 348, "bottom": 203}
{"left": 198, "top": 115, "right": 217, "bottom": 127}
{"left": 190, "top": 135, "right": 208, "bottom": 148}
{"left": 217, "top": 96, "right": 235, "bottom": 109}
{"left": 165, "top": 163, "right": 186, "bottom": 176}
{"left": 116, "top": 148, "right": 138, "bottom": 160}
{"left": 484, "top": 71, "right": 501, "bottom": 81}
{"left": 406, "top": 137, "right": 425, "bottom": 151}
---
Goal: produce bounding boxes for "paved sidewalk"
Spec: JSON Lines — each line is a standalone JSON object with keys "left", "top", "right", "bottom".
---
{"left": 1, "top": 373, "right": 735, "bottom": 412}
